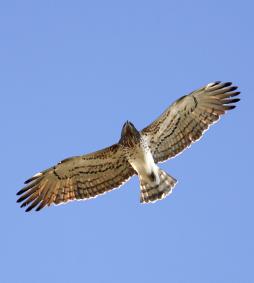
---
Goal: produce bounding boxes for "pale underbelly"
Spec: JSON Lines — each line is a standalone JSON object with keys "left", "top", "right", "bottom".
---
{"left": 128, "top": 147, "right": 158, "bottom": 181}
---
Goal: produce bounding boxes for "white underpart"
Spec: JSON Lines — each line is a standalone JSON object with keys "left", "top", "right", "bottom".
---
{"left": 128, "top": 141, "right": 160, "bottom": 185}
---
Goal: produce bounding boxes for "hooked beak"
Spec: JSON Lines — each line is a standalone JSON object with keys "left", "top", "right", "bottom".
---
{"left": 124, "top": 120, "right": 133, "bottom": 131}
{"left": 120, "top": 120, "right": 140, "bottom": 142}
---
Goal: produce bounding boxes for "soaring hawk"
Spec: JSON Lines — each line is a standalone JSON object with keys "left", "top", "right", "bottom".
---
{"left": 17, "top": 81, "right": 240, "bottom": 212}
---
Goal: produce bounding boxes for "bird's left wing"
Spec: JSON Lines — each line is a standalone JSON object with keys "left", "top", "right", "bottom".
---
{"left": 17, "top": 144, "right": 135, "bottom": 212}
{"left": 142, "top": 82, "right": 240, "bottom": 163}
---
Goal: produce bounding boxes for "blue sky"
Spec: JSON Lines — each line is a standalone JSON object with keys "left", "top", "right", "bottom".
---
{"left": 1, "top": 0, "right": 253, "bottom": 282}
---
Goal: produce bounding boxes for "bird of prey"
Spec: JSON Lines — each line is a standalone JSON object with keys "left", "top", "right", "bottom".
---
{"left": 17, "top": 81, "right": 240, "bottom": 212}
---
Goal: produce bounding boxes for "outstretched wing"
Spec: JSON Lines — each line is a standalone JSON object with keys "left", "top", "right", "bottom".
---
{"left": 17, "top": 144, "right": 135, "bottom": 212}
{"left": 142, "top": 82, "right": 240, "bottom": 163}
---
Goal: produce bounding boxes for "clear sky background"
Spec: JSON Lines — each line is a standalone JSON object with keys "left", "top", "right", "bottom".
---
{"left": 0, "top": 1, "right": 253, "bottom": 282}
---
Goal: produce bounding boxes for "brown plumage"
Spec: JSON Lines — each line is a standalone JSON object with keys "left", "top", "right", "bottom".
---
{"left": 17, "top": 81, "right": 240, "bottom": 212}
{"left": 142, "top": 81, "right": 240, "bottom": 162}
{"left": 17, "top": 145, "right": 135, "bottom": 212}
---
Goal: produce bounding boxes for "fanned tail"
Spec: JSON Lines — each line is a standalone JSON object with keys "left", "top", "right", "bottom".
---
{"left": 140, "top": 169, "right": 177, "bottom": 203}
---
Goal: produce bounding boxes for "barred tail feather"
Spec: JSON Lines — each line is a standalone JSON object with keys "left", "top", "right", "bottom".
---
{"left": 140, "top": 169, "right": 177, "bottom": 203}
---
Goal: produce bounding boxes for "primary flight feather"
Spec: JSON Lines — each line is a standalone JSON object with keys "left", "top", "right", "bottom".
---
{"left": 17, "top": 81, "right": 240, "bottom": 211}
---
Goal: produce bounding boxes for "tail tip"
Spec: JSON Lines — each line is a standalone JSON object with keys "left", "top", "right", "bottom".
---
{"left": 140, "top": 170, "right": 177, "bottom": 204}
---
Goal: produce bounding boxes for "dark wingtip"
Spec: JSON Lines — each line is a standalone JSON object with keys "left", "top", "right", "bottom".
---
{"left": 17, "top": 197, "right": 23, "bottom": 203}
{"left": 16, "top": 190, "right": 23, "bottom": 196}
{"left": 232, "top": 98, "right": 240, "bottom": 103}
{"left": 234, "top": 91, "right": 241, "bottom": 96}
{"left": 24, "top": 178, "right": 33, "bottom": 184}
{"left": 17, "top": 185, "right": 31, "bottom": 195}
{"left": 227, "top": 105, "right": 236, "bottom": 110}
{"left": 24, "top": 198, "right": 42, "bottom": 212}
{"left": 223, "top": 82, "right": 233, "bottom": 87}
{"left": 25, "top": 205, "right": 35, "bottom": 212}
{"left": 223, "top": 98, "right": 241, "bottom": 105}
{"left": 24, "top": 173, "right": 42, "bottom": 184}
{"left": 229, "top": 86, "right": 238, "bottom": 92}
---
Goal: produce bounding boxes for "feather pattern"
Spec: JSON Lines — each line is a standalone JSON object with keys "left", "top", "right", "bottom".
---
{"left": 142, "top": 82, "right": 240, "bottom": 163}
{"left": 17, "top": 144, "right": 135, "bottom": 211}
{"left": 17, "top": 81, "right": 240, "bottom": 211}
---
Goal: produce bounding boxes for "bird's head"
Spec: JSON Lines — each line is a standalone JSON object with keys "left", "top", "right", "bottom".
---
{"left": 120, "top": 121, "right": 140, "bottom": 144}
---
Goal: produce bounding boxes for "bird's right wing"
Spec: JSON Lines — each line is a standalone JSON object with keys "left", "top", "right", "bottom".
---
{"left": 17, "top": 144, "right": 135, "bottom": 212}
{"left": 142, "top": 82, "right": 240, "bottom": 163}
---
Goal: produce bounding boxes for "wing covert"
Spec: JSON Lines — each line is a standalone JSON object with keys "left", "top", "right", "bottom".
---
{"left": 142, "top": 82, "right": 240, "bottom": 163}
{"left": 17, "top": 144, "right": 135, "bottom": 211}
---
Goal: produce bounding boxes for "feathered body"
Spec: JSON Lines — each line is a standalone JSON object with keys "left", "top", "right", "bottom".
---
{"left": 17, "top": 81, "right": 240, "bottom": 212}
{"left": 120, "top": 121, "right": 177, "bottom": 202}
